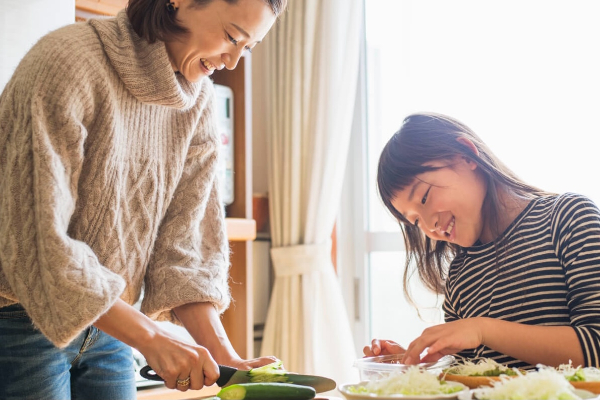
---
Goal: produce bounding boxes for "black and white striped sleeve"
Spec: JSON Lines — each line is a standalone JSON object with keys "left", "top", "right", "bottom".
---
{"left": 553, "top": 193, "right": 600, "bottom": 367}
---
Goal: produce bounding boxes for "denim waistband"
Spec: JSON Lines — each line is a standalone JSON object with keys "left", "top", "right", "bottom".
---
{"left": 0, "top": 303, "right": 24, "bottom": 312}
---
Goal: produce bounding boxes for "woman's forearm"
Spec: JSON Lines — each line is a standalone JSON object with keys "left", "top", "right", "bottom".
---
{"left": 480, "top": 318, "right": 584, "bottom": 367}
{"left": 93, "top": 298, "right": 161, "bottom": 350}
{"left": 174, "top": 302, "right": 240, "bottom": 364}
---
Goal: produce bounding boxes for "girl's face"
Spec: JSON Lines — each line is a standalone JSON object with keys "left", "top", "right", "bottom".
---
{"left": 390, "top": 156, "right": 488, "bottom": 247}
{"left": 165, "top": 0, "right": 276, "bottom": 82}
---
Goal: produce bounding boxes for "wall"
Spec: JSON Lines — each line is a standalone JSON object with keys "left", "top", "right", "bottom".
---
{"left": 0, "top": 0, "right": 75, "bottom": 91}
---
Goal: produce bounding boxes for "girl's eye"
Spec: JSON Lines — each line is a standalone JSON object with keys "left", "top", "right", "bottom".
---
{"left": 421, "top": 187, "right": 431, "bottom": 205}
{"left": 244, "top": 45, "right": 253, "bottom": 54}
{"left": 414, "top": 219, "right": 419, "bottom": 227}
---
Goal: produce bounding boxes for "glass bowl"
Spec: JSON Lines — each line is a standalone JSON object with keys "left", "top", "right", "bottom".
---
{"left": 354, "top": 354, "right": 456, "bottom": 381}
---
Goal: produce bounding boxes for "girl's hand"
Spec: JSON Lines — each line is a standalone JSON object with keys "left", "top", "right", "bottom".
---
{"left": 138, "top": 329, "right": 220, "bottom": 391}
{"left": 402, "top": 318, "right": 485, "bottom": 365}
{"left": 363, "top": 339, "right": 406, "bottom": 357}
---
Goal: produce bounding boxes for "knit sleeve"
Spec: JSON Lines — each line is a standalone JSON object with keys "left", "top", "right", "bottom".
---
{"left": 0, "top": 31, "right": 126, "bottom": 347}
{"left": 141, "top": 84, "right": 231, "bottom": 323}
{"left": 552, "top": 193, "right": 600, "bottom": 367}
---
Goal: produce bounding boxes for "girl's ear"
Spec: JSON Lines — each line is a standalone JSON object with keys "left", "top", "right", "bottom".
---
{"left": 456, "top": 137, "right": 480, "bottom": 156}
{"left": 456, "top": 137, "right": 479, "bottom": 170}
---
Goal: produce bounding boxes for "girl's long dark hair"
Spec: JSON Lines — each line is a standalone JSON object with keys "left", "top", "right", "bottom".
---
{"left": 377, "top": 112, "right": 551, "bottom": 304}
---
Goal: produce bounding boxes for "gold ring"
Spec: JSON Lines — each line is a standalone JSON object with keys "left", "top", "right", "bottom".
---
{"left": 176, "top": 377, "right": 190, "bottom": 386}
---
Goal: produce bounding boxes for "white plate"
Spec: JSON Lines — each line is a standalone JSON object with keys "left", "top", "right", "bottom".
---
{"left": 467, "top": 388, "right": 600, "bottom": 400}
{"left": 339, "top": 381, "right": 469, "bottom": 400}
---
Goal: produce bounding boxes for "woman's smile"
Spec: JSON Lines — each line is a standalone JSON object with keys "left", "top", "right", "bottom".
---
{"left": 199, "top": 58, "right": 219, "bottom": 75}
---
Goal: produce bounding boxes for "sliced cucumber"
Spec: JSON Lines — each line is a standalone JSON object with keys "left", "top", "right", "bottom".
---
{"left": 217, "top": 382, "right": 316, "bottom": 400}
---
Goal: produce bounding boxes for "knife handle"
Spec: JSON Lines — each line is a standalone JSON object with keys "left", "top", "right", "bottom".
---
{"left": 140, "top": 365, "right": 164, "bottom": 381}
{"left": 139, "top": 364, "right": 238, "bottom": 385}
{"left": 216, "top": 365, "right": 238, "bottom": 387}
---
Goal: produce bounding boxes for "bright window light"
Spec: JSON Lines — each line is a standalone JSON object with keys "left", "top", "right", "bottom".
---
{"left": 364, "top": 0, "right": 600, "bottom": 346}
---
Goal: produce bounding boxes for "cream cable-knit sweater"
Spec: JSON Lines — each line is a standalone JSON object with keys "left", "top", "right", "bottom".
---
{"left": 0, "top": 11, "right": 230, "bottom": 347}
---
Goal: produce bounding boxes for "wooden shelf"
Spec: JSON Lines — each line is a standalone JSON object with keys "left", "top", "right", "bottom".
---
{"left": 76, "top": 0, "right": 125, "bottom": 16}
{"left": 212, "top": 54, "right": 254, "bottom": 361}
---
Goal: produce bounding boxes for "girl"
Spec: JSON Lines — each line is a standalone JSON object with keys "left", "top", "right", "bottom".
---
{"left": 364, "top": 112, "right": 600, "bottom": 370}
{"left": 0, "top": 0, "right": 286, "bottom": 399}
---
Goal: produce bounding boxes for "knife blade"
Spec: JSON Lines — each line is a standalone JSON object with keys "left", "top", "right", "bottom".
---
{"left": 140, "top": 364, "right": 337, "bottom": 393}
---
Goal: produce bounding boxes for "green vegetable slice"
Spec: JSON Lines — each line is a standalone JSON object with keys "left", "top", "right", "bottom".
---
{"left": 217, "top": 382, "right": 316, "bottom": 400}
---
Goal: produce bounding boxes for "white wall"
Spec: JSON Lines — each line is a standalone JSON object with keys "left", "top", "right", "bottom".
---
{"left": 0, "top": 0, "right": 75, "bottom": 91}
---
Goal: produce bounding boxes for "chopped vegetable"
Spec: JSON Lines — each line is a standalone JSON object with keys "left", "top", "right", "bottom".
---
{"left": 443, "top": 358, "right": 518, "bottom": 377}
{"left": 217, "top": 382, "right": 316, "bottom": 400}
{"left": 247, "top": 360, "right": 288, "bottom": 383}
{"left": 349, "top": 365, "right": 466, "bottom": 396}
{"left": 473, "top": 367, "right": 583, "bottom": 400}
{"left": 557, "top": 361, "right": 600, "bottom": 382}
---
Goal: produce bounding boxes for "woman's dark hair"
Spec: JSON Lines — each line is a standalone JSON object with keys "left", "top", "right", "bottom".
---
{"left": 377, "top": 112, "right": 551, "bottom": 304}
{"left": 127, "top": 0, "right": 287, "bottom": 44}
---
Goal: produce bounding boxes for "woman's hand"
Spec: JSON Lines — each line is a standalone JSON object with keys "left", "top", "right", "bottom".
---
{"left": 175, "top": 302, "right": 282, "bottom": 373}
{"left": 402, "top": 318, "right": 485, "bottom": 364}
{"left": 363, "top": 339, "right": 405, "bottom": 357}
{"left": 221, "top": 355, "right": 280, "bottom": 370}
{"left": 137, "top": 329, "right": 220, "bottom": 391}
{"left": 94, "top": 299, "right": 220, "bottom": 392}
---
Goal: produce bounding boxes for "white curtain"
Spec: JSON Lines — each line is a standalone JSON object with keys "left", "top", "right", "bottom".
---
{"left": 260, "top": 0, "right": 363, "bottom": 386}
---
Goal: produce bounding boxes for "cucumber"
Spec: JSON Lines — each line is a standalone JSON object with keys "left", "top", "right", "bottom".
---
{"left": 217, "top": 382, "right": 316, "bottom": 400}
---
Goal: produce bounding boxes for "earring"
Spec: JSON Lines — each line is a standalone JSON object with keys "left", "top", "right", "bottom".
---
{"left": 166, "top": 1, "right": 178, "bottom": 12}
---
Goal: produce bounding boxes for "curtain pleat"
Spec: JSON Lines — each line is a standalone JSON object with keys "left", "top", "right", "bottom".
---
{"left": 260, "top": 0, "right": 363, "bottom": 386}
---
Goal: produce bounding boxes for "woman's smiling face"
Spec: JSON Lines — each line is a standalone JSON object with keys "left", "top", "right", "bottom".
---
{"left": 165, "top": 0, "right": 276, "bottom": 82}
{"left": 390, "top": 155, "right": 488, "bottom": 247}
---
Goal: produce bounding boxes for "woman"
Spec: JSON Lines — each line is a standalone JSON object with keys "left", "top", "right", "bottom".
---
{"left": 364, "top": 112, "right": 600, "bottom": 370}
{"left": 0, "top": 0, "right": 286, "bottom": 399}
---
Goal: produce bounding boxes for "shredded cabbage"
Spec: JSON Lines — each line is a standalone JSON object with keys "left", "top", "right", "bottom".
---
{"left": 557, "top": 361, "right": 600, "bottom": 382}
{"left": 473, "top": 368, "right": 583, "bottom": 400}
{"left": 349, "top": 366, "right": 465, "bottom": 396}
{"left": 443, "top": 358, "right": 518, "bottom": 377}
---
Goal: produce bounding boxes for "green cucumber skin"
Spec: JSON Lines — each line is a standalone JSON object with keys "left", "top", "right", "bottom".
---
{"left": 217, "top": 382, "right": 316, "bottom": 400}
{"left": 250, "top": 373, "right": 321, "bottom": 387}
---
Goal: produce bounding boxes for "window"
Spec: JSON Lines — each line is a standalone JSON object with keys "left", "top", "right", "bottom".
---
{"left": 340, "top": 0, "right": 600, "bottom": 355}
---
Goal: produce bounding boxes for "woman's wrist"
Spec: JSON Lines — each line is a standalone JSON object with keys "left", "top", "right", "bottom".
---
{"left": 174, "top": 302, "right": 241, "bottom": 363}
{"left": 94, "top": 298, "right": 162, "bottom": 351}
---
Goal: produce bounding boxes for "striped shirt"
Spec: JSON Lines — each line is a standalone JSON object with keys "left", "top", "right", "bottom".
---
{"left": 444, "top": 193, "right": 600, "bottom": 369}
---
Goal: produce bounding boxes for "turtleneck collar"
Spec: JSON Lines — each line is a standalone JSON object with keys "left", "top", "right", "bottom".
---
{"left": 88, "top": 10, "right": 203, "bottom": 110}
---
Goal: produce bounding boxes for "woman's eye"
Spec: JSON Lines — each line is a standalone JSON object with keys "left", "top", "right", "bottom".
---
{"left": 227, "top": 33, "right": 238, "bottom": 45}
{"left": 421, "top": 187, "right": 431, "bottom": 205}
{"left": 244, "top": 45, "right": 253, "bottom": 54}
{"left": 414, "top": 219, "right": 419, "bottom": 227}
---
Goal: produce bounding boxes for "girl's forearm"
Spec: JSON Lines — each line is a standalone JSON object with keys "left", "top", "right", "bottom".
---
{"left": 479, "top": 317, "right": 584, "bottom": 367}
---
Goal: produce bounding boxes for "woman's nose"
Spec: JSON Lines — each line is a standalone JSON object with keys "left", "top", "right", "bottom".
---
{"left": 222, "top": 50, "right": 243, "bottom": 70}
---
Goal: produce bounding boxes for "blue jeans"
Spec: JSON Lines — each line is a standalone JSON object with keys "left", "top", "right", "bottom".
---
{"left": 0, "top": 303, "right": 137, "bottom": 400}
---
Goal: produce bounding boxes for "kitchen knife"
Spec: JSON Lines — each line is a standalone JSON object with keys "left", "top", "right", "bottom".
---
{"left": 140, "top": 364, "right": 337, "bottom": 393}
